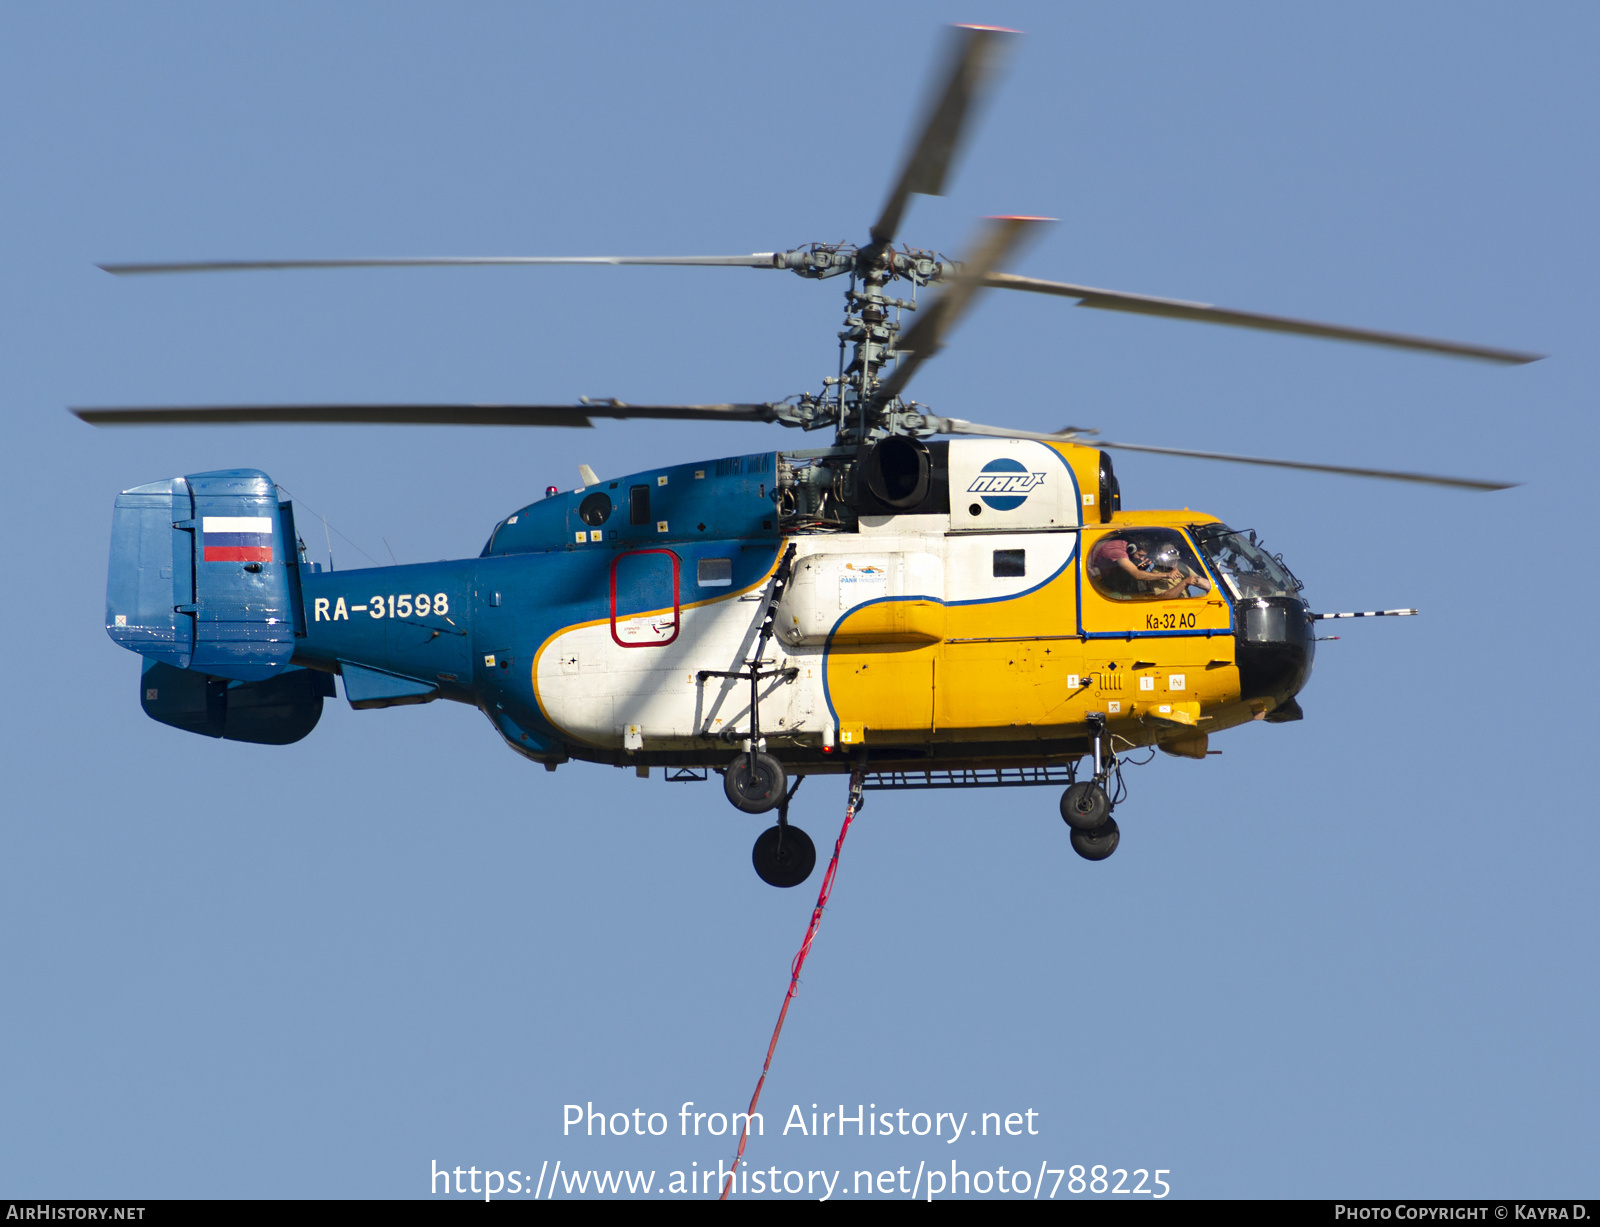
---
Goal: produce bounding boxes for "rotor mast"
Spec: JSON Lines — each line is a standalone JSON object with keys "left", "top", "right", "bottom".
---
{"left": 836, "top": 249, "right": 928, "bottom": 445}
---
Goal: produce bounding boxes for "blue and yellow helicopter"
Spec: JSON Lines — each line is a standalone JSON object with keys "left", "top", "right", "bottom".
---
{"left": 77, "top": 27, "right": 1539, "bottom": 884}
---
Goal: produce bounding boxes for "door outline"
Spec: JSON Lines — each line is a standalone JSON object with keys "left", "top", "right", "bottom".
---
{"left": 609, "top": 549, "right": 681, "bottom": 648}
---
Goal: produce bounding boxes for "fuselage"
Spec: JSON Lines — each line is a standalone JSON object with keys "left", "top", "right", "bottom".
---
{"left": 289, "top": 438, "right": 1313, "bottom": 774}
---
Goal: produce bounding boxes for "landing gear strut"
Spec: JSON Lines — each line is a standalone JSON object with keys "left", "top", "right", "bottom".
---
{"left": 752, "top": 776, "right": 815, "bottom": 887}
{"left": 704, "top": 542, "right": 798, "bottom": 817}
{"left": 1063, "top": 712, "right": 1120, "bottom": 861}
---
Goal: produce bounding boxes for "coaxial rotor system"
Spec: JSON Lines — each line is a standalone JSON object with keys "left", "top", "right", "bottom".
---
{"left": 76, "top": 24, "right": 1539, "bottom": 492}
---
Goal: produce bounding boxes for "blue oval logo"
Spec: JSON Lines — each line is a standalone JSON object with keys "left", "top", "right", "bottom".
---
{"left": 967, "top": 457, "right": 1047, "bottom": 511}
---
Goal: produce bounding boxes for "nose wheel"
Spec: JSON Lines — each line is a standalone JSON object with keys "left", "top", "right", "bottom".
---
{"left": 1069, "top": 816, "right": 1120, "bottom": 861}
{"left": 1060, "top": 781, "right": 1111, "bottom": 830}
{"left": 1063, "top": 713, "right": 1122, "bottom": 861}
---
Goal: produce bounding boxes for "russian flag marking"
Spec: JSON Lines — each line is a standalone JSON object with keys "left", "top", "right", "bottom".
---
{"left": 202, "top": 515, "right": 274, "bottom": 562}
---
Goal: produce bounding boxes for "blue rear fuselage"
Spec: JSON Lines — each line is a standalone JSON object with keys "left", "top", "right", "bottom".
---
{"left": 291, "top": 452, "right": 784, "bottom": 759}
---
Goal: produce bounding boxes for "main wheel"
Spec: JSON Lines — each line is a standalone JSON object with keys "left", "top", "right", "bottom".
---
{"left": 1060, "top": 781, "right": 1112, "bottom": 831}
{"left": 1069, "top": 816, "right": 1120, "bottom": 861}
{"left": 723, "top": 751, "right": 787, "bottom": 814}
{"left": 752, "top": 824, "right": 816, "bottom": 887}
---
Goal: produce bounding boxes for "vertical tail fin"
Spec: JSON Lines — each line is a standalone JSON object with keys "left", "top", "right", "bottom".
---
{"left": 108, "top": 468, "right": 306, "bottom": 681}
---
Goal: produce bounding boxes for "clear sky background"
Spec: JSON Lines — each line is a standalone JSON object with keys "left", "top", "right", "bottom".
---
{"left": 2, "top": 1, "right": 1595, "bottom": 1201}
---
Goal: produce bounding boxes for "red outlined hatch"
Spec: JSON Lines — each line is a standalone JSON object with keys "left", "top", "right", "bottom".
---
{"left": 609, "top": 549, "right": 680, "bottom": 647}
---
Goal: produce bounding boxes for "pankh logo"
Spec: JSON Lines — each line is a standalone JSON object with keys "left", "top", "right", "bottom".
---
{"left": 967, "top": 458, "right": 1046, "bottom": 511}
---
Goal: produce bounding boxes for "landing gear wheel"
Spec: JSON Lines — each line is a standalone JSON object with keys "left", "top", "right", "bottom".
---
{"left": 1060, "top": 781, "right": 1112, "bottom": 831}
{"left": 752, "top": 824, "right": 816, "bottom": 887}
{"left": 1070, "top": 816, "right": 1120, "bottom": 862}
{"left": 724, "top": 751, "right": 787, "bottom": 814}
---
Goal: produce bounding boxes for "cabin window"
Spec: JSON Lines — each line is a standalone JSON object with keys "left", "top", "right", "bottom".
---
{"left": 697, "top": 557, "right": 733, "bottom": 587}
{"left": 1086, "top": 528, "right": 1213, "bottom": 601}
{"left": 629, "top": 484, "right": 651, "bottom": 525}
{"left": 992, "top": 549, "right": 1026, "bottom": 578}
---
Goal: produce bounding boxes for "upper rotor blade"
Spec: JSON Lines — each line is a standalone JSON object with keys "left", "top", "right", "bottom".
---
{"left": 98, "top": 255, "right": 782, "bottom": 276}
{"left": 1095, "top": 439, "right": 1515, "bottom": 490}
{"left": 70, "top": 402, "right": 781, "bottom": 427}
{"left": 870, "top": 24, "right": 1018, "bottom": 247}
{"left": 875, "top": 215, "right": 1050, "bottom": 403}
{"left": 983, "top": 273, "right": 1544, "bottom": 365}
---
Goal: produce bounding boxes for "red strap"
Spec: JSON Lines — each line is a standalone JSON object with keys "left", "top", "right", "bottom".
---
{"left": 719, "top": 767, "right": 864, "bottom": 1200}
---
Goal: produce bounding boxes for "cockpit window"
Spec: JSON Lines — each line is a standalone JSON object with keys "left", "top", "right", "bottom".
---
{"left": 1190, "top": 524, "right": 1303, "bottom": 599}
{"left": 1086, "top": 528, "right": 1213, "bottom": 601}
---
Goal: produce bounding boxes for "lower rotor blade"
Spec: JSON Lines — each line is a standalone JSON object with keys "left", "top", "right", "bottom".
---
{"left": 935, "top": 417, "right": 1512, "bottom": 490}
{"left": 99, "top": 255, "right": 783, "bottom": 275}
{"left": 984, "top": 273, "right": 1544, "bottom": 365}
{"left": 70, "top": 402, "right": 781, "bottom": 427}
{"left": 1095, "top": 440, "right": 1515, "bottom": 490}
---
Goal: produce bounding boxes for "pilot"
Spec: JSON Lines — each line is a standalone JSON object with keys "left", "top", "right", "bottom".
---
{"left": 1088, "top": 535, "right": 1180, "bottom": 598}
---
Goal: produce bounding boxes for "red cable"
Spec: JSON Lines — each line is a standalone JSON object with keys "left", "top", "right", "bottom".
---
{"left": 718, "top": 767, "right": 864, "bottom": 1201}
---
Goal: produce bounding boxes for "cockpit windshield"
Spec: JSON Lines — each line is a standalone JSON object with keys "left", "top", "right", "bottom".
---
{"left": 1190, "top": 523, "right": 1303, "bottom": 600}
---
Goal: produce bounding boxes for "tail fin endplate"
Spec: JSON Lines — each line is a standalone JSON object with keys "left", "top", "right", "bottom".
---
{"left": 107, "top": 468, "right": 304, "bottom": 682}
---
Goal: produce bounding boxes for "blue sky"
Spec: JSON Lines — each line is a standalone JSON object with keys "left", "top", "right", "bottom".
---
{"left": 2, "top": 1, "right": 1595, "bottom": 1199}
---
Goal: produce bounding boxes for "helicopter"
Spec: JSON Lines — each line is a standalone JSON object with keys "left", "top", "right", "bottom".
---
{"left": 77, "top": 25, "right": 1540, "bottom": 885}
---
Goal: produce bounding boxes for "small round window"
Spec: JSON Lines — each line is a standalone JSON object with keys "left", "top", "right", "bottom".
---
{"left": 1086, "top": 528, "right": 1213, "bottom": 601}
{"left": 578, "top": 492, "right": 613, "bottom": 527}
